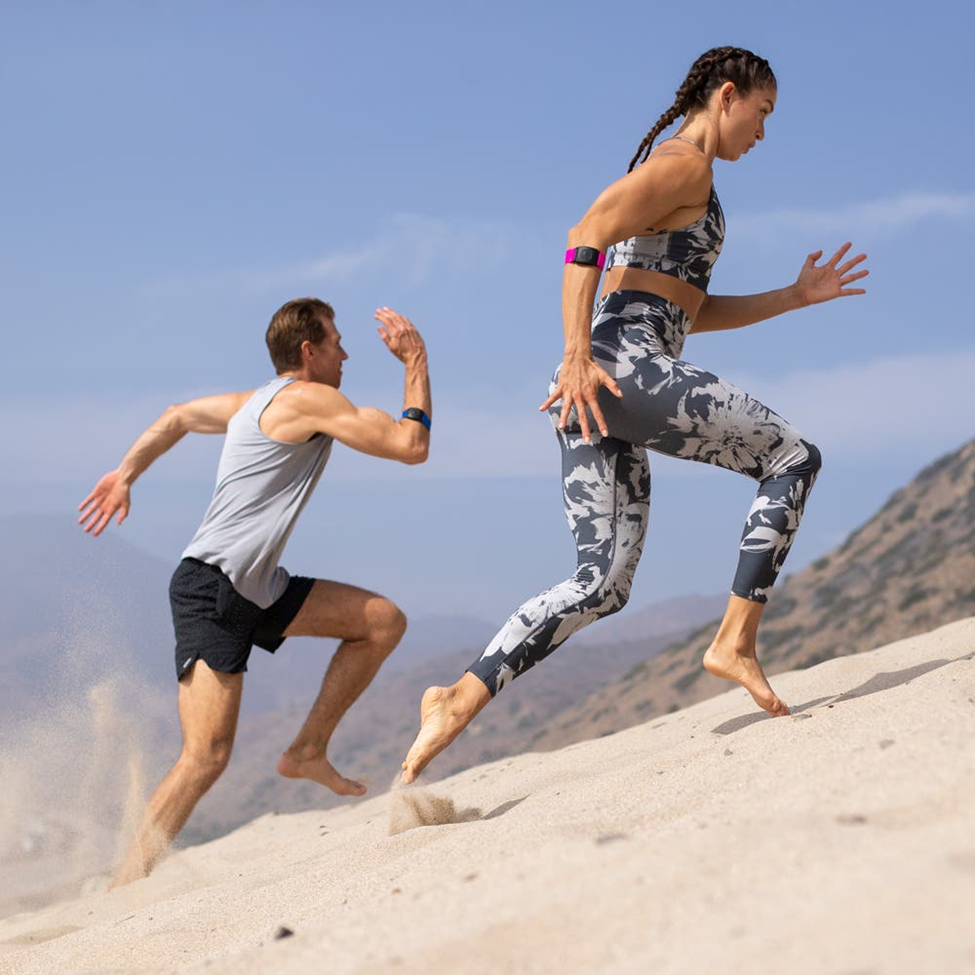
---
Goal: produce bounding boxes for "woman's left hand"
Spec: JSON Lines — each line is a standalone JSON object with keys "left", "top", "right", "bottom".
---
{"left": 796, "top": 241, "right": 869, "bottom": 306}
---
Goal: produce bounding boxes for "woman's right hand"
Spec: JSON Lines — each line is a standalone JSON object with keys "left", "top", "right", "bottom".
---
{"left": 539, "top": 356, "right": 622, "bottom": 443}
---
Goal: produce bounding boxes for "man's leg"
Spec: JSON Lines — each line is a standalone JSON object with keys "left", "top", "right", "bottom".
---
{"left": 276, "top": 580, "right": 406, "bottom": 795}
{"left": 112, "top": 661, "right": 242, "bottom": 887}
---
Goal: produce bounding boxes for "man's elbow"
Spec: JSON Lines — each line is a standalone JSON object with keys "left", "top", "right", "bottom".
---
{"left": 161, "top": 404, "right": 190, "bottom": 435}
{"left": 399, "top": 440, "right": 429, "bottom": 465}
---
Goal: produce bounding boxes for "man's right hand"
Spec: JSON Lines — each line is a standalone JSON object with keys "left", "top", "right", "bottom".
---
{"left": 78, "top": 470, "right": 131, "bottom": 536}
{"left": 375, "top": 307, "right": 427, "bottom": 364}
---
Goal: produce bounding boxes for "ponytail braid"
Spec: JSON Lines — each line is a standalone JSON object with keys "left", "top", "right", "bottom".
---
{"left": 627, "top": 46, "right": 776, "bottom": 172}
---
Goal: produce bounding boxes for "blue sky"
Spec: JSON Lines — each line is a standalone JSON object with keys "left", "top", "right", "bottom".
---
{"left": 4, "top": 1, "right": 973, "bottom": 625}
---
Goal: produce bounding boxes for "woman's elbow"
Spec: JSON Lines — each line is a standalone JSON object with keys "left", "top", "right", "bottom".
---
{"left": 566, "top": 215, "right": 614, "bottom": 251}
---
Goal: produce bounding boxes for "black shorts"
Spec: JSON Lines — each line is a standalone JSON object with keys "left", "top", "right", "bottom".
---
{"left": 169, "top": 558, "right": 315, "bottom": 680}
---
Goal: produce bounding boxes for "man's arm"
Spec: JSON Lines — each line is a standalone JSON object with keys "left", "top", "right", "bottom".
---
{"left": 78, "top": 391, "right": 252, "bottom": 536}
{"left": 691, "top": 242, "right": 869, "bottom": 334}
{"left": 270, "top": 308, "right": 432, "bottom": 464}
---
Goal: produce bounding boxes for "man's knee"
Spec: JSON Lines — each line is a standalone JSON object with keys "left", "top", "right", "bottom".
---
{"left": 368, "top": 597, "right": 407, "bottom": 652}
{"left": 179, "top": 739, "right": 233, "bottom": 789}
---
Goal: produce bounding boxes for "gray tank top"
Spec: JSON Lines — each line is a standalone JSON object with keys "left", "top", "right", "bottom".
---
{"left": 183, "top": 377, "right": 333, "bottom": 608}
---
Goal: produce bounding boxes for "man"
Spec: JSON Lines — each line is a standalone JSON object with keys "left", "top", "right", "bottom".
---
{"left": 79, "top": 299, "right": 431, "bottom": 886}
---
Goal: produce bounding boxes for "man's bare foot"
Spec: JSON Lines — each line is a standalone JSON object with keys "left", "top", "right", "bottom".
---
{"left": 703, "top": 641, "right": 789, "bottom": 717}
{"left": 401, "top": 675, "right": 489, "bottom": 784}
{"left": 277, "top": 747, "right": 366, "bottom": 796}
{"left": 109, "top": 859, "right": 150, "bottom": 890}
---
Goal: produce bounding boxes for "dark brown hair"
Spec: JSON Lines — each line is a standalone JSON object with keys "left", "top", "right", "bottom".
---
{"left": 628, "top": 47, "right": 776, "bottom": 172}
{"left": 265, "top": 297, "right": 335, "bottom": 373}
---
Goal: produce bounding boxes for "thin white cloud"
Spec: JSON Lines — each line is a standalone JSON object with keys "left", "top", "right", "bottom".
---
{"left": 229, "top": 213, "right": 535, "bottom": 293}
{"left": 140, "top": 212, "right": 549, "bottom": 301}
{"left": 735, "top": 191, "right": 975, "bottom": 240}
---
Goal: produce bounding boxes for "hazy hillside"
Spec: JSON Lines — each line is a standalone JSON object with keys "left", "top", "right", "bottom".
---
{"left": 0, "top": 515, "right": 175, "bottom": 711}
{"left": 0, "top": 516, "right": 500, "bottom": 718}
{"left": 532, "top": 436, "right": 975, "bottom": 749}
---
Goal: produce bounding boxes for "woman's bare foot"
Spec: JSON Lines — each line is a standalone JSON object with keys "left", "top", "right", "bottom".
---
{"left": 277, "top": 746, "right": 366, "bottom": 796}
{"left": 703, "top": 640, "right": 789, "bottom": 717}
{"left": 401, "top": 674, "right": 490, "bottom": 784}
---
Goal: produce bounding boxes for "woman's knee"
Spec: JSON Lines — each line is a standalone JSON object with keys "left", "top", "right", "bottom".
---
{"left": 768, "top": 437, "right": 822, "bottom": 482}
{"left": 804, "top": 440, "right": 823, "bottom": 477}
{"left": 584, "top": 573, "right": 633, "bottom": 620}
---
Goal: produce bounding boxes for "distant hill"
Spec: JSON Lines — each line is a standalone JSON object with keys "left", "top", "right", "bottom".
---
{"left": 0, "top": 516, "right": 494, "bottom": 719}
{"left": 0, "top": 515, "right": 176, "bottom": 715}
{"left": 531, "top": 436, "right": 975, "bottom": 749}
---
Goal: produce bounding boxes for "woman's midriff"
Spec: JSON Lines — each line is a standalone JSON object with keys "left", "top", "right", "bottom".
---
{"left": 600, "top": 267, "right": 706, "bottom": 321}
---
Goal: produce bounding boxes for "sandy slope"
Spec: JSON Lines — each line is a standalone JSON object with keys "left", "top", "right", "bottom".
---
{"left": 2, "top": 617, "right": 973, "bottom": 975}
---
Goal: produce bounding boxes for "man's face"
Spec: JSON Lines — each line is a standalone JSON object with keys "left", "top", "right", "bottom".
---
{"left": 309, "top": 316, "right": 348, "bottom": 387}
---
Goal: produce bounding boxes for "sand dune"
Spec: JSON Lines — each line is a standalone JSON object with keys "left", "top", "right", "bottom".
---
{"left": 1, "top": 617, "right": 973, "bottom": 974}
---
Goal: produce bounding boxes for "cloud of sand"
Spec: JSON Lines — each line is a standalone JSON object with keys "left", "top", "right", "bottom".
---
{"left": 0, "top": 597, "right": 174, "bottom": 918}
{"left": 388, "top": 779, "right": 482, "bottom": 836}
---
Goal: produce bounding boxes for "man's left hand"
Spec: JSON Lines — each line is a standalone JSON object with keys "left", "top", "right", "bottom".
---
{"left": 375, "top": 307, "right": 427, "bottom": 363}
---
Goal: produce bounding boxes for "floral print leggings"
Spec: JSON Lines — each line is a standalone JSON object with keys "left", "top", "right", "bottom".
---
{"left": 469, "top": 291, "right": 822, "bottom": 695}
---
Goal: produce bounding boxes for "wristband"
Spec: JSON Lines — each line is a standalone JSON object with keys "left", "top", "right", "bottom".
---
{"left": 401, "top": 408, "right": 431, "bottom": 430}
{"left": 565, "top": 246, "right": 606, "bottom": 269}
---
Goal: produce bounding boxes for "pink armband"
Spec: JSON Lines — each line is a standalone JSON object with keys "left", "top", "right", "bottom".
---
{"left": 565, "top": 246, "right": 606, "bottom": 269}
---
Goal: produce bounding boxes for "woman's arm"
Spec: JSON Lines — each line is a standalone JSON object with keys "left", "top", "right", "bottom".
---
{"left": 541, "top": 151, "right": 714, "bottom": 441}
{"left": 692, "top": 242, "right": 868, "bottom": 334}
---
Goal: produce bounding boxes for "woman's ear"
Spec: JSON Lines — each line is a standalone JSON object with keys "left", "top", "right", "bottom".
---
{"left": 717, "top": 80, "right": 738, "bottom": 113}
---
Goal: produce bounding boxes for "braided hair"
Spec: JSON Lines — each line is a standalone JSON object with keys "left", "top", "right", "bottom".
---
{"left": 627, "top": 47, "right": 776, "bottom": 172}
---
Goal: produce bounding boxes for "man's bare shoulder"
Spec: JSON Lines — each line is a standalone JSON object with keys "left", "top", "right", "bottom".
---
{"left": 276, "top": 379, "right": 352, "bottom": 416}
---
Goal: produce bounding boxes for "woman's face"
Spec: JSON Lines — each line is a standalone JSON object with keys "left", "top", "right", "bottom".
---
{"left": 718, "top": 84, "right": 776, "bottom": 162}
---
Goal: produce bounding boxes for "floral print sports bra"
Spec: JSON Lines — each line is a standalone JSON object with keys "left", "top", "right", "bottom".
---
{"left": 605, "top": 182, "right": 725, "bottom": 292}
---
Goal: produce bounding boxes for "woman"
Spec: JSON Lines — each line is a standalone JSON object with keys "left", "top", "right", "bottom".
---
{"left": 402, "top": 46, "right": 867, "bottom": 782}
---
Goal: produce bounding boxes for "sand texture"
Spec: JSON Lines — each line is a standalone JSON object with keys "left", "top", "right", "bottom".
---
{"left": 1, "top": 616, "right": 973, "bottom": 975}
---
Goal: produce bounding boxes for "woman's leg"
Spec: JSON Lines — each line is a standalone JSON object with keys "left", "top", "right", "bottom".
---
{"left": 470, "top": 433, "right": 650, "bottom": 694}
{"left": 401, "top": 434, "right": 649, "bottom": 781}
{"left": 598, "top": 348, "right": 822, "bottom": 714}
